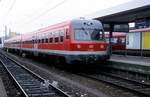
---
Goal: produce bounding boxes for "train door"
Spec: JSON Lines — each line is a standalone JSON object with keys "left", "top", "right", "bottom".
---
{"left": 64, "top": 28, "right": 70, "bottom": 50}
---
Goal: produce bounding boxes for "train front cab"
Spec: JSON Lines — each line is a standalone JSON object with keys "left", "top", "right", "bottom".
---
{"left": 65, "top": 19, "right": 110, "bottom": 64}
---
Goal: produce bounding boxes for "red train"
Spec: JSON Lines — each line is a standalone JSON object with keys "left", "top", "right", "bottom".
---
{"left": 4, "top": 19, "right": 110, "bottom": 64}
{"left": 105, "top": 32, "right": 126, "bottom": 50}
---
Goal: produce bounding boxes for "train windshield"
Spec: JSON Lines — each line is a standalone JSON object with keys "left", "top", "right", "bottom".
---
{"left": 73, "top": 28, "right": 104, "bottom": 41}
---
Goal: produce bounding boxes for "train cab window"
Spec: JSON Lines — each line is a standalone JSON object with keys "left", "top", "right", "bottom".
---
{"left": 66, "top": 29, "right": 69, "bottom": 39}
{"left": 49, "top": 37, "right": 53, "bottom": 43}
{"left": 54, "top": 31, "right": 59, "bottom": 43}
{"left": 74, "top": 28, "right": 104, "bottom": 41}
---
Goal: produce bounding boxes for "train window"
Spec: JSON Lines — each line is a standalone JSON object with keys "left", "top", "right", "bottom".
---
{"left": 66, "top": 29, "right": 69, "bottom": 39}
{"left": 42, "top": 39, "right": 44, "bottom": 43}
{"left": 54, "top": 37, "right": 58, "bottom": 43}
{"left": 49, "top": 38, "right": 53, "bottom": 43}
{"left": 34, "top": 39, "right": 38, "bottom": 43}
{"left": 60, "top": 31, "right": 64, "bottom": 42}
{"left": 60, "top": 36, "right": 63, "bottom": 42}
{"left": 74, "top": 28, "right": 104, "bottom": 41}
{"left": 38, "top": 39, "right": 41, "bottom": 43}
{"left": 45, "top": 38, "right": 48, "bottom": 43}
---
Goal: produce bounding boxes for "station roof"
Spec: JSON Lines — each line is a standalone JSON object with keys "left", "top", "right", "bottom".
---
{"left": 86, "top": 0, "right": 150, "bottom": 23}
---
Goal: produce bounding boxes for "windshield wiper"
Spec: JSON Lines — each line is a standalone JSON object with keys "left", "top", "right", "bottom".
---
{"left": 81, "top": 27, "right": 88, "bottom": 35}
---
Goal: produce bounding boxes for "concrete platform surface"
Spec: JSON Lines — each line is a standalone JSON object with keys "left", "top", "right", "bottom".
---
{"left": 110, "top": 54, "right": 150, "bottom": 66}
{"left": 0, "top": 77, "right": 7, "bottom": 97}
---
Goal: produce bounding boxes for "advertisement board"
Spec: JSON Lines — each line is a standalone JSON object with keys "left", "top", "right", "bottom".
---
{"left": 126, "top": 32, "right": 141, "bottom": 49}
{"left": 143, "top": 32, "right": 150, "bottom": 49}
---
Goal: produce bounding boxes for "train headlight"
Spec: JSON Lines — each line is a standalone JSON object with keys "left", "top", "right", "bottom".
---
{"left": 100, "top": 45, "right": 104, "bottom": 49}
{"left": 77, "top": 44, "right": 81, "bottom": 48}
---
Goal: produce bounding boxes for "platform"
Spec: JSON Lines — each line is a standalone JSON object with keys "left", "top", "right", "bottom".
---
{"left": 110, "top": 54, "right": 150, "bottom": 66}
{"left": 105, "top": 55, "right": 150, "bottom": 74}
{"left": 0, "top": 77, "right": 7, "bottom": 97}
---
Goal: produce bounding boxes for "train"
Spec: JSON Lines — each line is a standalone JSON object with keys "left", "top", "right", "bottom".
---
{"left": 4, "top": 19, "right": 110, "bottom": 64}
{"left": 107, "top": 28, "right": 150, "bottom": 57}
{"left": 105, "top": 32, "right": 126, "bottom": 50}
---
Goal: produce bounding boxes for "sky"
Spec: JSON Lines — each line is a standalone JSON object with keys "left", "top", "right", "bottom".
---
{"left": 0, "top": 0, "right": 132, "bottom": 37}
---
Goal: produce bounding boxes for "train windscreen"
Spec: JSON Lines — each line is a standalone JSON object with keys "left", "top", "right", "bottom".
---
{"left": 73, "top": 28, "right": 104, "bottom": 41}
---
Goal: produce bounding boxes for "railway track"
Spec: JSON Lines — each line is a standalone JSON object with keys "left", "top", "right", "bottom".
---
{"left": 0, "top": 53, "right": 71, "bottom": 97}
{"left": 79, "top": 70, "right": 150, "bottom": 97}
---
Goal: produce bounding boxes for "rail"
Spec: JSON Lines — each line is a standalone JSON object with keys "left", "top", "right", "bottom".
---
{"left": 0, "top": 52, "right": 71, "bottom": 97}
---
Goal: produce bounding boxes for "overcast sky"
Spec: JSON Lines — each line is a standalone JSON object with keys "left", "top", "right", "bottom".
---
{"left": 0, "top": 0, "right": 132, "bottom": 36}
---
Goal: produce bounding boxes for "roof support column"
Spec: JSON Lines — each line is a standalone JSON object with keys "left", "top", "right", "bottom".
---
{"left": 109, "top": 23, "right": 114, "bottom": 55}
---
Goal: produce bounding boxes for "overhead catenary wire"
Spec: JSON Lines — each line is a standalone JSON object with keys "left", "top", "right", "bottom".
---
{"left": 17, "top": 0, "right": 68, "bottom": 27}
{"left": 14, "top": 0, "right": 54, "bottom": 24}
{"left": 2, "top": 0, "right": 16, "bottom": 26}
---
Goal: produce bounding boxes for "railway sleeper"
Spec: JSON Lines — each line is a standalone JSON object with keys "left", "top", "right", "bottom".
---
{"left": 28, "top": 92, "right": 56, "bottom": 97}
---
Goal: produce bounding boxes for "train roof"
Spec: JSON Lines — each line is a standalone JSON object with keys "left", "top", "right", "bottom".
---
{"left": 37, "top": 19, "right": 102, "bottom": 32}
{"left": 4, "top": 35, "right": 21, "bottom": 43}
{"left": 4, "top": 19, "right": 102, "bottom": 43}
{"left": 71, "top": 19, "right": 103, "bottom": 29}
{"left": 37, "top": 21, "right": 71, "bottom": 33}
